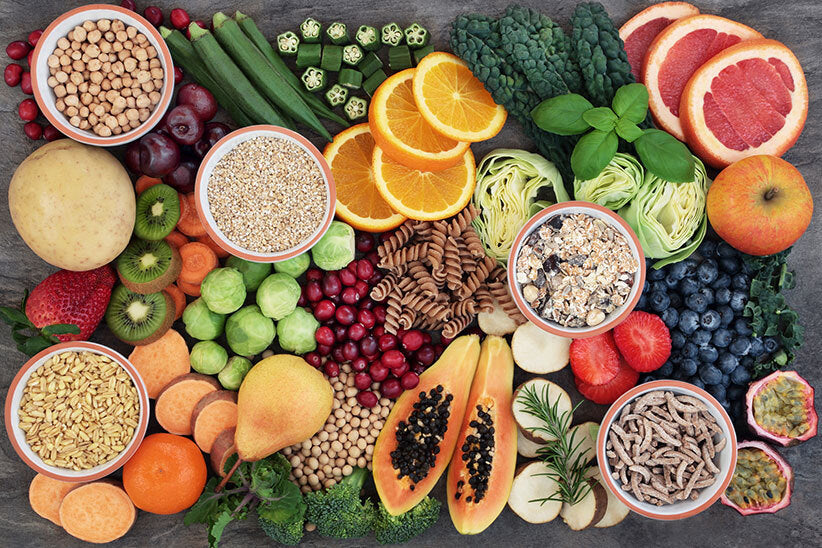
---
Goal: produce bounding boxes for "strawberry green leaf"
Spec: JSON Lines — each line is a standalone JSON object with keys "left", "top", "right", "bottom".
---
{"left": 42, "top": 324, "right": 81, "bottom": 336}
{"left": 20, "top": 335, "right": 55, "bottom": 356}
{"left": 0, "top": 306, "right": 32, "bottom": 328}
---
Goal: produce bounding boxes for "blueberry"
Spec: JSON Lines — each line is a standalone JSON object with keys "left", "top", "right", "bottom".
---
{"left": 658, "top": 361, "right": 674, "bottom": 376}
{"left": 692, "top": 329, "right": 712, "bottom": 347}
{"left": 715, "top": 287, "right": 732, "bottom": 305}
{"left": 669, "top": 293, "right": 683, "bottom": 309}
{"left": 649, "top": 291, "right": 671, "bottom": 312}
{"left": 679, "top": 277, "right": 700, "bottom": 296}
{"left": 730, "top": 336, "right": 751, "bottom": 357}
{"left": 697, "top": 259, "right": 719, "bottom": 285}
{"left": 729, "top": 291, "right": 748, "bottom": 312}
{"left": 731, "top": 400, "right": 745, "bottom": 419}
{"left": 698, "top": 345, "right": 719, "bottom": 363}
{"left": 728, "top": 386, "right": 746, "bottom": 401}
{"left": 749, "top": 337, "right": 765, "bottom": 357}
{"left": 661, "top": 308, "right": 679, "bottom": 329}
{"left": 664, "top": 274, "right": 680, "bottom": 289}
{"left": 718, "top": 305, "right": 735, "bottom": 327}
{"left": 730, "top": 366, "right": 751, "bottom": 385}
{"left": 686, "top": 292, "right": 709, "bottom": 313}
{"left": 700, "top": 309, "right": 721, "bottom": 331}
{"left": 643, "top": 279, "right": 651, "bottom": 294}
{"left": 717, "top": 352, "right": 739, "bottom": 373}
{"left": 712, "top": 272, "right": 732, "bottom": 289}
{"left": 648, "top": 267, "right": 666, "bottom": 281}
{"left": 636, "top": 292, "right": 648, "bottom": 310}
{"left": 732, "top": 273, "right": 749, "bottom": 291}
{"left": 763, "top": 337, "right": 779, "bottom": 353}
{"left": 679, "top": 310, "right": 700, "bottom": 335}
{"left": 712, "top": 328, "right": 733, "bottom": 348}
{"left": 671, "top": 330, "right": 686, "bottom": 349}
{"left": 699, "top": 240, "right": 717, "bottom": 258}
{"left": 698, "top": 287, "right": 715, "bottom": 306}
{"left": 719, "top": 256, "right": 741, "bottom": 273}
{"left": 690, "top": 378, "right": 706, "bottom": 390}
{"left": 722, "top": 374, "right": 730, "bottom": 386}
{"left": 734, "top": 318, "right": 753, "bottom": 336}
{"left": 717, "top": 241, "right": 737, "bottom": 258}
{"left": 651, "top": 281, "right": 668, "bottom": 295}
{"left": 668, "top": 261, "right": 690, "bottom": 281}
{"left": 670, "top": 353, "right": 683, "bottom": 365}
{"left": 719, "top": 398, "right": 731, "bottom": 412}
{"left": 682, "top": 341, "right": 699, "bottom": 359}
{"left": 707, "top": 383, "right": 727, "bottom": 402}
{"left": 643, "top": 375, "right": 658, "bottom": 383}
{"left": 680, "top": 358, "right": 698, "bottom": 376}
{"left": 699, "top": 364, "right": 723, "bottom": 385}
{"left": 741, "top": 356, "right": 755, "bottom": 369}
{"left": 683, "top": 258, "right": 700, "bottom": 276}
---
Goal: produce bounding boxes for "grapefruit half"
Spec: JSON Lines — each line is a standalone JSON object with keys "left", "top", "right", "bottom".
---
{"left": 643, "top": 14, "right": 762, "bottom": 141}
{"left": 619, "top": 2, "right": 700, "bottom": 82}
{"left": 680, "top": 39, "right": 808, "bottom": 168}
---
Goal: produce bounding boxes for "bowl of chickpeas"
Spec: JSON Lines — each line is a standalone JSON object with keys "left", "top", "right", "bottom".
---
{"left": 31, "top": 4, "right": 174, "bottom": 146}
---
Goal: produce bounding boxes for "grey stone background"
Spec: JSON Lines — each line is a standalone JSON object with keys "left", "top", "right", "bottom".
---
{"left": 0, "top": 0, "right": 819, "bottom": 546}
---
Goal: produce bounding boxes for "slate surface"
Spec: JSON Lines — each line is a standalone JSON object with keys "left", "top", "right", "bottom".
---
{"left": 0, "top": 1, "right": 819, "bottom": 546}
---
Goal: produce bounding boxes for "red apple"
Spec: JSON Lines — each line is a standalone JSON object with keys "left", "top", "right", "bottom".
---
{"left": 707, "top": 155, "right": 812, "bottom": 256}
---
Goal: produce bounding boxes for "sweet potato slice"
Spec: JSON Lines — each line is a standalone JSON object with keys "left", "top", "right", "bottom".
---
{"left": 58, "top": 480, "right": 136, "bottom": 543}
{"left": 29, "top": 474, "right": 83, "bottom": 526}
{"left": 191, "top": 391, "right": 238, "bottom": 453}
{"left": 155, "top": 373, "right": 220, "bottom": 435}
{"left": 210, "top": 427, "right": 237, "bottom": 476}
{"left": 128, "top": 328, "right": 190, "bottom": 399}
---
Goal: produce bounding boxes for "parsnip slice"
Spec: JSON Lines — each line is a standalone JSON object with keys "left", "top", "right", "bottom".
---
{"left": 507, "top": 461, "right": 562, "bottom": 524}
{"left": 588, "top": 468, "right": 631, "bottom": 528}
{"left": 566, "top": 421, "right": 599, "bottom": 468}
{"left": 512, "top": 378, "right": 572, "bottom": 443}
{"left": 517, "top": 426, "right": 546, "bottom": 458}
{"left": 559, "top": 470, "right": 608, "bottom": 530}
{"left": 511, "top": 321, "right": 571, "bottom": 374}
{"left": 478, "top": 299, "right": 520, "bottom": 336}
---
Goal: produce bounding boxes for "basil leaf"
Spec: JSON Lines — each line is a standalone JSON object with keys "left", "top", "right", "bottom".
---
{"left": 615, "top": 118, "right": 644, "bottom": 142}
{"left": 612, "top": 83, "right": 649, "bottom": 123}
{"left": 582, "top": 107, "right": 617, "bottom": 132}
{"left": 42, "top": 323, "right": 81, "bottom": 336}
{"left": 571, "top": 130, "right": 619, "bottom": 181}
{"left": 531, "top": 94, "right": 594, "bottom": 135}
{"left": 635, "top": 129, "right": 695, "bottom": 182}
{"left": 0, "top": 306, "right": 32, "bottom": 328}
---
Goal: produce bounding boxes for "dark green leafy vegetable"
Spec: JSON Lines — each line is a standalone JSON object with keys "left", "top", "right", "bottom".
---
{"left": 374, "top": 497, "right": 441, "bottom": 544}
{"left": 304, "top": 467, "right": 375, "bottom": 539}
{"left": 570, "top": 129, "right": 618, "bottom": 181}
{"left": 403, "top": 23, "right": 430, "bottom": 48}
{"left": 531, "top": 93, "right": 593, "bottom": 135}
{"left": 582, "top": 107, "right": 617, "bottom": 132}
{"left": 634, "top": 128, "right": 695, "bottom": 182}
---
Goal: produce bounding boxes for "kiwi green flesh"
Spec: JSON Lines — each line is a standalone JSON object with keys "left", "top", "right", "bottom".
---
{"left": 134, "top": 184, "right": 180, "bottom": 241}
{"left": 117, "top": 240, "right": 182, "bottom": 294}
{"left": 105, "top": 285, "right": 175, "bottom": 345}
{"left": 724, "top": 448, "right": 788, "bottom": 509}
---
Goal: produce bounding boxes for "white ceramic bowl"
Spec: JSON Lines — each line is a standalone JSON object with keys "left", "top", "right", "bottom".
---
{"left": 596, "top": 380, "right": 738, "bottom": 520}
{"left": 31, "top": 4, "right": 174, "bottom": 146}
{"left": 4, "top": 342, "right": 150, "bottom": 482}
{"left": 507, "top": 201, "right": 646, "bottom": 339}
{"left": 194, "top": 125, "right": 336, "bottom": 262}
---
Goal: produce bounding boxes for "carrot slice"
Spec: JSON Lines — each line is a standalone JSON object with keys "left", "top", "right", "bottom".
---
{"left": 29, "top": 474, "right": 83, "bottom": 526}
{"left": 178, "top": 242, "right": 218, "bottom": 285}
{"left": 135, "top": 175, "right": 163, "bottom": 195}
{"left": 210, "top": 427, "right": 237, "bottom": 476}
{"left": 191, "top": 391, "right": 238, "bottom": 452}
{"left": 177, "top": 279, "right": 202, "bottom": 297}
{"left": 177, "top": 193, "right": 207, "bottom": 237}
{"left": 58, "top": 481, "right": 136, "bottom": 544}
{"left": 155, "top": 373, "right": 220, "bottom": 435}
{"left": 163, "top": 284, "right": 186, "bottom": 321}
{"left": 128, "top": 328, "right": 190, "bottom": 399}
{"left": 196, "top": 233, "right": 229, "bottom": 259}
{"left": 164, "top": 229, "right": 190, "bottom": 249}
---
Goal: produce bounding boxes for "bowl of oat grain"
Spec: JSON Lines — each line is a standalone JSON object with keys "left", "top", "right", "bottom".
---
{"left": 507, "top": 201, "right": 646, "bottom": 339}
{"left": 195, "top": 125, "right": 336, "bottom": 262}
{"left": 4, "top": 342, "right": 150, "bottom": 482}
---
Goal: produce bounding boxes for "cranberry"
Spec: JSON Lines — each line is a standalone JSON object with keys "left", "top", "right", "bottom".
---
{"left": 378, "top": 334, "right": 398, "bottom": 352}
{"left": 6, "top": 41, "right": 29, "bottom": 60}
{"left": 297, "top": 288, "right": 307, "bottom": 307}
{"left": 170, "top": 8, "right": 191, "bottom": 30}
{"left": 173, "top": 66, "right": 184, "bottom": 84}
{"left": 138, "top": 132, "right": 181, "bottom": 177}
{"left": 4, "top": 63, "right": 22, "bottom": 86}
{"left": 315, "top": 326, "right": 334, "bottom": 346}
{"left": 18, "top": 98, "right": 37, "bottom": 122}
{"left": 391, "top": 361, "right": 409, "bottom": 377}
{"left": 382, "top": 349, "right": 405, "bottom": 369}
{"left": 401, "top": 330, "right": 424, "bottom": 352}
{"left": 42, "top": 124, "right": 61, "bottom": 141}
{"left": 194, "top": 20, "right": 207, "bottom": 30}
{"left": 354, "top": 372, "right": 372, "bottom": 390}
{"left": 305, "top": 281, "right": 323, "bottom": 302}
{"left": 349, "top": 282, "right": 366, "bottom": 301}
{"left": 356, "top": 259, "right": 374, "bottom": 280}
{"left": 396, "top": 328, "right": 407, "bottom": 339}
{"left": 373, "top": 306, "right": 387, "bottom": 324}
{"left": 415, "top": 345, "right": 437, "bottom": 366}
{"left": 332, "top": 324, "right": 348, "bottom": 343}
{"left": 306, "top": 268, "right": 323, "bottom": 282}
{"left": 380, "top": 378, "right": 403, "bottom": 399}
{"left": 23, "top": 121, "right": 42, "bottom": 140}
{"left": 20, "top": 72, "right": 32, "bottom": 94}
{"left": 440, "top": 336, "right": 454, "bottom": 346}
{"left": 359, "top": 298, "right": 375, "bottom": 311}
{"left": 369, "top": 362, "right": 389, "bottom": 382}
{"left": 347, "top": 323, "right": 367, "bottom": 342}
{"left": 422, "top": 333, "right": 432, "bottom": 345}
{"left": 120, "top": 0, "right": 137, "bottom": 10}
{"left": 163, "top": 158, "right": 197, "bottom": 193}
{"left": 359, "top": 336, "right": 378, "bottom": 358}
{"left": 357, "top": 309, "right": 375, "bottom": 329}
{"left": 366, "top": 251, "right": 380, "bottom": 266}
{"left": 351, "top": 357, "right": 368, "bottom": 372}
{"left": 342, "top": 341, "right": 359, "bottom": 361}
{"left": 27, "top": 30, "right": 43, "bottom": 48}
{"left": 323, "top": 360, "right": 340, "bottom": 377}
{"left": 373, "top": 325, "right": 385, "bottom": 338}
{"left": 177, "top": 83, "right": 218, "bottom": 121}
{"left": 369, "top": 270, "right": 383, "bottom": 286}
{"left": 412, "top": 362, "right": 426, "bottom": 375}
{"left": 313, "top": 300, "right": 335, "bottom": 322}
{"left": 143, "top": 6, "right": 164, "bottom": 27}
{"left": 322, "top": 272, "right": 342, "bottom": 297}
{"left": 331, "top": 345, "right": 345, "bottom": 363}
{"left": 339, "top": 268, "right": 357, "bottom": 286}
{"left": 355, "top": 232, "right": 375, "bottom": 253}
{"left": 357, "top": 391, "right": 378, "bottom": 408}
{"left": 341, "top": 287, "right": 360, "bottom": 305}
{"left": 335, "top": 305, "right": 356, "bottom": 326}
{"left": 317, "top": 344, "right": 332, "bottom": 356}
{"left": 380, "top": 232, "right": 393, "bottom": 242}
{"left": 435, "top": 344, "right": 445, "bottom": 357}
{"left": 303, "top": 352, "right": 321, "bottom": 368}
{"left": 401, "top": 371, "right": 420, "bottom": 390}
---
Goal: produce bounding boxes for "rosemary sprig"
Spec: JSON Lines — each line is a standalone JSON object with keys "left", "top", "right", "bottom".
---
{"left": 517, "top": 383, "right": 593, "bottom": 505}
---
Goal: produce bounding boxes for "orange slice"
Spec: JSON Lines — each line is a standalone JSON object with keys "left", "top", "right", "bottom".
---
{"left": 323, "top": 124, "right": 407, "bottom": 232}
{"left": 372, "top": 145, "right": 476, "bottom": 221}
{"left": 412, "top": 52, "right": 507, "bottom": 142}
{"left": 369, "top": 68, "right": 470, "bottom": 171}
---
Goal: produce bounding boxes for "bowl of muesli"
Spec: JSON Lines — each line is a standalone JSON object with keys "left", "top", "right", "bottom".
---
{"left": 507, "top": 201, "right": 646, "bottom": 338}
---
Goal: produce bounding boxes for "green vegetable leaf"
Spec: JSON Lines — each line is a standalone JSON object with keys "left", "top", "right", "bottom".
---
{"left": 611, "top": 83, "right": 649, "bottom": 123}
{"left": 571, "top": 129, "right": 618, "bottom": 181}
{"left": 21, "top": 335, "right": 56, "bottom": 356}
{"left": 615, "top": 118, "right": 644, "bottom": 142}
{"left": 208, "top": 511, "right": 234, "bottom": 548}
{"left": 635, "top": 129, "right": 695, "bottom": 182}
{"left": 184, "top": 478, "right": 222, "bottom": 526}
{"left": 582, "top": 107, "right": 617, "bottom": 132}
{"left": 531, "top": 94, "right": 594, "bottom": 135}
{"left": 0, "top": 306, "right": 32, "bottom": 328}
{"left": 41, "top": 324, "right": 81, "bottom": 336}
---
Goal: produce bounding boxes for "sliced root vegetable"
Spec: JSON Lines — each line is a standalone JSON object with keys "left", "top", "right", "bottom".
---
{"left": 566, "top": 421, "right": 599, "bottom": 467}
{"left": 135, "top": 175, "right": 163, "bottom": 195}
{"left": 587, "top": 469, "right": 631, "bottom": 528}
{"left": 511, "top": 321, "right": 570, "bottom": 374}
{"left": 58, "top": 480, "right": 136, "bottom": 544}
{"left": 477, "top": 299, "right": 519, "bottom": 336}
{"left": 196, "top": 233, "right": 229, "bottom": 259}
{"left": 164, "top": 229, "right": 190, "bottom": 249}
{"left": 210, "top": 427, "right": 237, "bottom": 476}
{"left": 163, "top": 284, "right": 186, "bottom": 321}
{"left": 512, "top": 378, "right": 572, "bottom": 444}
{"left": 177, "top": 279, "right": 202, "bottom": 297}
{"left": 178, "top": 241, "right": 218, "bottom": 285}
{"left": 191, "top": 390, "right": 239, "bottom": 453}
{"left": 559, "top": 470, "right": 608, "bottom": 530}
{"left": 29, "top": 474, "right": 84, "bottom": 526}
{"left": 176, "top": 192, "right": 207, "bottom": 237}
{"left": 155, "top": 373, "right": 220, "bottom": 435}
{"left": 507, "top": 461, "right": 562, "bottom": 523}
{"left": 127, "top": 328, "right": 191, "bottom": 399}
{"left": 516, "top": 426, "right": 546, "bottom": 458}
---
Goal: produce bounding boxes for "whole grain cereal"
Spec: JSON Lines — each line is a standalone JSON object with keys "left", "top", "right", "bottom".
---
{"left": 208, "top": 136, "right": 327, "bottom": 253}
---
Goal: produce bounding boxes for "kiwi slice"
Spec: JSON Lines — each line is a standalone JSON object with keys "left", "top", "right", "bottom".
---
{"left": 105, "top": 285, "right": 175, "bottom": 345}
{"left": 116, "top": 239, "right": 182, "bottom": 294}
{"left": 134, "top": 183, "right": 181, "bottom": 240}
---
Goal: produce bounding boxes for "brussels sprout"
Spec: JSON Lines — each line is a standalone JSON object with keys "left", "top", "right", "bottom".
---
{"left": 218, "top": 356, "right": 252, "bottom": 390}
{"left": 277, "top": 307, "right": 320, "bottom": 355}
{"left": 226, "top": 305, "right": 276, "bottom": 356}
{"left": 225, "top": 256, "right": 272, "bottom": 292}
{"left": 310, "top": 220, "right": 355, "bottom": 270}
{"left": 256, "top": 273, "right": 301, "bottom": 320}
{"left": 190, "top": 340, "right": 229, "bottom": 374}
{"left": 182, "top": 298, "right": 226, "bottom": 340}
{"left": 201, "top": 267, "right": 247, "bottom": 314}
{"left": 274, "top": 252, "right": 310, "bottom": 278}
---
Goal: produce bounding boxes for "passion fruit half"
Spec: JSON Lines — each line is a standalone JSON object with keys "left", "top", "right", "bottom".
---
{"left": 746, "top": 370, "right": 817, "bottom": 446}
{"left": 720, "top": 440, "right": 793, "bottom": 515}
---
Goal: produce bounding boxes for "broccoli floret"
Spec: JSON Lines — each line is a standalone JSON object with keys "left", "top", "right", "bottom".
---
{"left": 259, "top": 514, "right": 304, "bottom": 546}
{"left": 374, "top": 497, "right": 441, "bottom": 545}
{"left": 304, "top": 468, "right": 375, "bottom": 539}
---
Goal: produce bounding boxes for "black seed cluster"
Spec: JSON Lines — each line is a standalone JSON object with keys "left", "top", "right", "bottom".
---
{"left": 453, "top": 404, "right": 495, "bottom": 504}
{"left": 391, "top": 385, "right": 452, "bottom": 485}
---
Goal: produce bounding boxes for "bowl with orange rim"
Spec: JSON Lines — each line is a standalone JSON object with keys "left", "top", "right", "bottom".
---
{"left": 194, "top": 125, "right": 336, "bottom": 262}
{"left": 31, "top": 4, "right": 174, "bottom": 146}
{"left": 4, "top": 342, "right": 150, "bottom": 482}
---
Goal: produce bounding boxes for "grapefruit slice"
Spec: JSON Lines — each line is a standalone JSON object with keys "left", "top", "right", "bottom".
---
{"left": 680, "top": 39, "right": 808, "bottom": 168}
{"left": 619, "top": 2, "right": 700, "bottom": 82}
{"left": 643, "top": 14, "right": 762, "bottom": 141}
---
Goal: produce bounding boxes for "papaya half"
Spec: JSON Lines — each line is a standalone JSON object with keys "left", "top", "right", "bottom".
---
{"left": 373, "top": 334, "right": 481, "bottom": 515}
{"left": 447, "top": 336, "right": 517, "bottom": 534}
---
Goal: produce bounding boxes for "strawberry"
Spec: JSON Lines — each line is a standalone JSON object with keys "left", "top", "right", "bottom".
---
{"left": 613, "top": 311, "right": 672, "bottom": 372}
{"left": 575, "top": 357, "right": 640, "bottom": 405}
{"left": 569, "top": 331, "right": 621, "bottom": 386}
